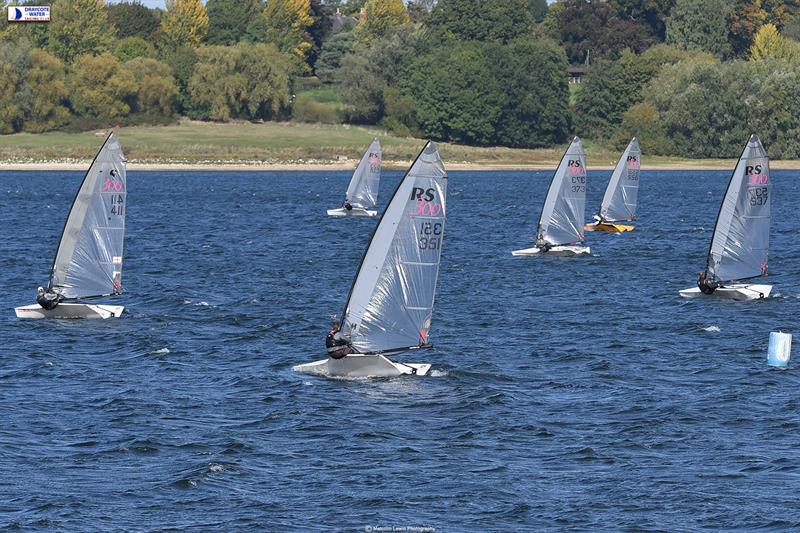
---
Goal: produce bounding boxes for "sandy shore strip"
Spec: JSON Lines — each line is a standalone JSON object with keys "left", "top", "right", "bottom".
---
{"left": 1, "top": 160, "right": 799, "bottom": 172}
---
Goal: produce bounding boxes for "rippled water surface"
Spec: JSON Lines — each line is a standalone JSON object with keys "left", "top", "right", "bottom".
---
{"left": 2, "top": 169, "right": 800, "bottom": 531}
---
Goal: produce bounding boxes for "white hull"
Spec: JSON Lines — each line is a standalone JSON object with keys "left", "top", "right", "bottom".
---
{"left": 327, "top": 207, "right": 377, "bottom": 217}
{"left": 679, "top": 284, "right": 772, "bottom": 301}
{"left": 512, "top": 244, "right": 591, "bottom": 257}
{"left": 15, "top": 303, "right": 124, "bottom": 319}
{"left": 294, "top": 354, "right": 431, "bottom": 378}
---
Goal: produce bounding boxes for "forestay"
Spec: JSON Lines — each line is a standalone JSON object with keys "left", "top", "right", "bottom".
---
{"left": 49, "top": 132, "right": 127, "bottom": 299}
{"left": 341, "top": 141, "right": 447, "bottom": 354}
{"left": 537, "top": 136, "right": 587, "bottom": 246}
{"left": 599, "top": 137, "right": 641, "bottom": 222}
{"left": 345, "top": 138, "right": 382, "bottom": 209}
{"left": 706, "top": 134, "right": 770, "bottom": 283}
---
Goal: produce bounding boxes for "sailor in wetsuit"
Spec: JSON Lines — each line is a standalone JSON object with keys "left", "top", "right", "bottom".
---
{"left": 344, "top": 201, "right": 353, "bottom": 211}
{"left": 325, "top": 321, "right": 352, "bottom": 359}
{"left": 697, "top": 271, "right": 720, "bottom": 295}
{"left": 36, "top": 286, "right": 63, "bottom": 310}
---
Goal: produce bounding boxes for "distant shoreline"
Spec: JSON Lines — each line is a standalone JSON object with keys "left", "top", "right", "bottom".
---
{"left": 2, "top": 161, "right": 800, "bottom": 172}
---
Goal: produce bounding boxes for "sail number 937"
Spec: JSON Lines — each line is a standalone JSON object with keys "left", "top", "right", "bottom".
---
{"left": 418, "top": 222, "right": 443, "bottom": 250}
{"left": 749, "top": 187, "right": 768, "bottom": 206}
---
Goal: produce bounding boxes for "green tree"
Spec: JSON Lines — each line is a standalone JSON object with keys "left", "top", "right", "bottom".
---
{"left": 315, "top": 29, "right": 356, "bottom": 82}
{"left": 107, "top": 1, "right": 161, "bottom": 40}
{"left": 124, "top": 58, "right": 178, "bottom": 116}
{"left": 558, "top": 0, "right": 654, "bottom": 63}
{"left": 612, "top": 102, "right": 673, "bottom": 154}
{"left": 407, "top": 41, "right": 503, "bottom": 144}
{"left": 610, "top": 0, "right": 675, "bottom": 41}
{"left": 0, "top": 41, "right": 29, "bottom": 133}
{"left": 356, "top": 0, "right": 410, "bottom": 44}
{"left": 187, "top": 43, "right": 292, "bottom": 121}
{"left": 488, "top": 38, "right": 571, "bottom": 147}
{"left": 159, "top": 45, "right": 198, "bottom": 112}
{"left": 68, "top": 52, "right": 136, "bottom": 120}
{"left": 575, "top": 45, "right": 690, "bottom": 139}
{"left": 23, "top": 48, "right": 70, "bottom": 132}
{"left": 337, "top": 51, "right": 385, "bottom": 123}
{"left": 47, "top": 0, "right": 115, "bottom": 63}
{"left": 529, "top": 0, "right": 548, "bottom": 22}
{"left": 115, "top": 36, "right": 156, "bottom": 62}
{"left": 666, "top": 0, "right": 732, "bottom": 58}
{"left": 206, "top": 0, "right": 262, "bottom": 45}
{"left": 161, "top": 0, "right": 209, "bottom": 48}
{"left": 429, "top": 0, "right": 533, "bottom": 44}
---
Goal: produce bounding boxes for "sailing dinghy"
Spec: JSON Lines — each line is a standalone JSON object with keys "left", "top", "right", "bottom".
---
{"left": 512, "top": 136, "right": 590, "bottom": 256}
{"left": 679, "top": 134, "right": 772, "bottom": 301}
{"left": 296, "top": 141, "right": 447, "bottom": 378}
{"left": 585, "top": 137, "right": 640, "bottom": 233}
{"left": 327, "top": 138, "right": 382, "bottom": 217}
{"left": 15, "top": 132, "right": 127, "bottom": 319}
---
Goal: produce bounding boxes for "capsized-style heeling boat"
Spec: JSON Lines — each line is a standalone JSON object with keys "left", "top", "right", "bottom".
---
{"left": 327, "top": 138, "right": 382, "bottom": 217}
{"left": 15, "top": 132, "right": 128, "bottom": 319}
{"left": 296, "top": 141, "right": 447, "bottom": 378}
{"left": 512, "top": 136, "right": 590, "bottom": 256}
{"left": 585, "top": 137, "right": 640, "bottom": 233}
{"left": 679, "top": 134, "right": 772, "bottom": 301}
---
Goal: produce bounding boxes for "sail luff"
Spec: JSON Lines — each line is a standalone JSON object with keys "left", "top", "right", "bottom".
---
{"left": 48, "top": 132, "right": 114, "bottom": 292}
{"left": 536, "top": 136, "right": 587, "bottom": 246}
{"left": 599, "top": 137, "right": 640, "bottom": 222}
{"left": 344, "top": 138, "right": 381, "bottom": 209}
{"left": 49, "top": 131, "right": 127, "bottom": 299}
{"left": 341, "top": 141, "right": 447, "bottom": 354}
{"left": 705, "top": 134, "right": 770, "bottom": 283}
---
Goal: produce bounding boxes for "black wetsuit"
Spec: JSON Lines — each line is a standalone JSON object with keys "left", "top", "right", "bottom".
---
{"left": 538, "top": 242, "right": 552, "bottom": 253}
{"left": 344, "top": 202, "right": 353, "bottom": 211}
{"left": 325, "top": 329, "right": 352, "bottom": 359}
{"left": 698, "top": 275, "right": 719, "bottom": 295}
{"left": 37, "top": 291, "right": 62, "bottom": 310}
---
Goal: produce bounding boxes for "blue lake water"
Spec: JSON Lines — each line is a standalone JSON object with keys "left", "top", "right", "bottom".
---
{"left": 1, "top": 169, "right": 800, "bottom": 531}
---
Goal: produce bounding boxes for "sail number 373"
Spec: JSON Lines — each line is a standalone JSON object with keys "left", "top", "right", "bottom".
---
{"left": 418, "top": 222, "right": 442, "bottom": 250}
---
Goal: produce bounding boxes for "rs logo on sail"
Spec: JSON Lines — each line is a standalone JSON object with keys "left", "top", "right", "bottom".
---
{"left": 411, "top": 187, "right": 435, "bottom": 202}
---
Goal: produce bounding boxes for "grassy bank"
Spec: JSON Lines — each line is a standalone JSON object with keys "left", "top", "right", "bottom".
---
{"left": 0, "top": 120, "right": 790, "bottom": 169}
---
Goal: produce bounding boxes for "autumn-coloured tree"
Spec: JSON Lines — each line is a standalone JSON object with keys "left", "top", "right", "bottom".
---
{"left": 47, "top": 0, "right": 115, "bottom": 63}
{"left": 356, "top": 0, "right": 410, "bottom": 43}
{"left": 750, "top": 22, "right": 800, "bottom": 60}
{"left": 68, "top": 52, "right": 136, "bottom": 120}
{"left": 161, "top": 0, "right": 209, "bottom": 49}
{"left": 260, "top": 0, "right": 315, "bottom": 66}
{"left": 24, "top": 49, "right": 70, "bottom": 132}
{"left": 124, "top": 58, "right": 179, "bottom": 116}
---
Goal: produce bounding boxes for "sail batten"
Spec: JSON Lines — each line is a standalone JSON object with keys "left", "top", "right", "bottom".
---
{"left": 536, "top": 136, "right": 587, "bottom": 246}
{"left": 48, "top": 132, "right": 127, "bottom": 300}
{"left": 599, "top": 138, "right": 641, "bottom": 222}
{"left": 344, "top": 139, "right": 382, "bottom": 209}
{"left": 341, "top": 141, "right": 447, "bottom": 355}
{"left": 705, "top": 134, "right": 770, "bottom": 283}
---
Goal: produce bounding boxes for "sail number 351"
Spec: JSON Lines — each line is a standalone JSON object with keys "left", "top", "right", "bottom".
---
{"left": 419, "top": 222, "right": 442, "bottom": 250}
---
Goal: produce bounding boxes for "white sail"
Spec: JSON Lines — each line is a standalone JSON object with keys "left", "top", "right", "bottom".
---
{"left": 49, "top": 132, "right": 127, "bottom": 299}
{"left": 598, "top": 138, "right": 640, "bottom": 222}
{"left": 706, "top": 134, "right": 770, "bottom": 283}
{"left": 537, "top": 136, "right": 587, "bottom": 246}
{"left": 344, "top": 139, "right": 382, "bottom": 209}
{"left": 341, "top": 141, "right": 447, "bottom": 354}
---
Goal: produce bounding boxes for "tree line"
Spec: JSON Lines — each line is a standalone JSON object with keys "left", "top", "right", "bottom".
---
{"left": 1, "top": 0, "right": 800, "bottom": 158}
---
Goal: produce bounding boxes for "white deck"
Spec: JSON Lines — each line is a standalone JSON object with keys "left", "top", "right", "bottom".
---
{"left": 294, "top": 354, "right": 430, "bottom": 378}
{"left": 679, "top": 284, "right": 772, "bottom": 301}
{"left": 327, "top": 207, "right": 377, "bottom": 217}
{"left": 512, "top": 244, "right": 591, "bottom": 257}
{"left": 15, "top": 303, "right": 124, "bottom": 319}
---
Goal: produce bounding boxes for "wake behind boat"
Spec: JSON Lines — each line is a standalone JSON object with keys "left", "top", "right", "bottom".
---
{"left": 512, "top": 136, "right": 590, "bottom": 256}
{"left": 327, "top": 138, "right": 382, "bottom": 217}
{"left": 679, "top": 134, "right": 772, "bottom": 301}
{"left": 296, "top": 141, "right": 448, "bottom": 378}
{"left": 15, "top": 132, "right": 128, "bottom": 319}
{"left": 585, "top": 137, "right": 641, "bottom": 233}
